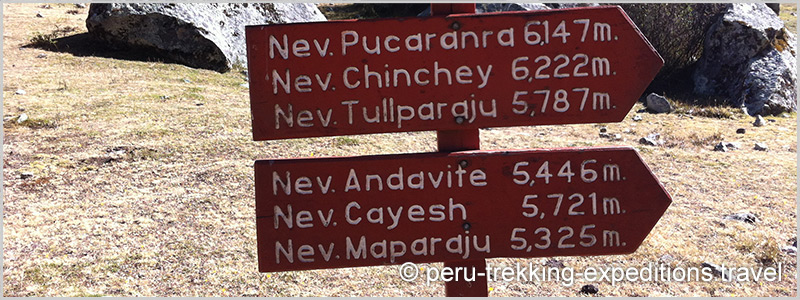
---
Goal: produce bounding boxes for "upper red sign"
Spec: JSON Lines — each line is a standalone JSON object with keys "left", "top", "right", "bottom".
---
{"left": 245, "top": 6, "right": 663, "bottom": 140}
{"left": 255, "top": 147, "right": 672, "bottom": 272}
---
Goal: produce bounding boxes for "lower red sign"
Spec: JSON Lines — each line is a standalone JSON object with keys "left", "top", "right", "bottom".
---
{"left": 255, "top": 147, "right": 671, "bottom": 272}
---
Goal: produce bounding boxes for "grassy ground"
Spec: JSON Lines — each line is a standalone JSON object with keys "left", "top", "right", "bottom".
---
{"left": 3, "top": 3, "right": 798, "bottom": 297}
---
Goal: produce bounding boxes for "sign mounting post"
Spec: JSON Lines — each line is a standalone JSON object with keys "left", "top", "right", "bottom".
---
{"left": 432, "top": 3, "right": 485, "bottom": 298}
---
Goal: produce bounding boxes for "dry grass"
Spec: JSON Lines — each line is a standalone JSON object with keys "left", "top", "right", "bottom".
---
{"left": 3, "top": 3, "right": 798, "bottom": 297}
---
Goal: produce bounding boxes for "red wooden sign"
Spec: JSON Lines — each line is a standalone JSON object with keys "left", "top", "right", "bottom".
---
{"left": 255, "top": 147, "right": 671, "bottom": 272}
{"left": 245, "top": 6, "right": 663, "bottom": 141}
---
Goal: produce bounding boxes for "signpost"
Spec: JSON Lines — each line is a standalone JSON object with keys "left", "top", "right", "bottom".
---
{"left": 256, "top": 147, "right": 671, "bottom": 272}
{"left": 245, "top": 6, "right": 663, "bottom": 141}
{"left": 246, "top": 4, "right": 670, "bottom": 297}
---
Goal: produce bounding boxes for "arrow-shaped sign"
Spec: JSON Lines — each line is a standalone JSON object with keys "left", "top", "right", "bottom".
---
{"left": 255, "top": 147, "right": 671, "bottom": 272}
{"left": 246, "top": 6, "right": 663, "bottom": 140}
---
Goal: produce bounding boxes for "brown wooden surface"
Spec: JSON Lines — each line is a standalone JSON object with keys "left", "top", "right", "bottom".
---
{"left": 255, "top": 147, "right": 672, "bottom": 272}
{"left": 245, "top": 6, "right": 663, "bottom": 140}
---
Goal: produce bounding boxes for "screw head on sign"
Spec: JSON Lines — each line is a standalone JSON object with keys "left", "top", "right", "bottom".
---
{"left": 462, "top": 222, "right": 471, "bottom": 231}
{"left": 459, "top": 160, "right": 469, "bottom": 168}
{"left": 455, "top": 116, "right": 465, "bottom": 124}
{"left": 451, "top": 22, "right": 461, "bottom": 30}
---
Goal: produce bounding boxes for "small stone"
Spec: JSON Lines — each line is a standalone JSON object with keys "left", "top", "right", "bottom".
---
{"left": 580, "top": 284, "right": 598, "bottom": 295}
{"left": 639, "top": 137, "right": 658, "bottom": 146}
{"left": 599, "top": 127, "right": 608, "bottom": 133}
{"left": 194, "top": 102, "right": 204, "bottom": 106}
{"left": 713, "top": 142, "right": 728, "bottom": 152}
{"left": 702, "top": 262, "right": 729, "bottom": 280}
{"left": 15, "top": 89, "right": 26, "bottom": 95}
{"left": 240, "top": 83, "right": 249, "bottom": 88}
{"left": 612, "top": 134, "right": 622, "bottom": 141}
{"left": 16, "top": 113, "right": 28, "bottom": 124}
{"left": 768, "top": 119, "right": 776, "bottom": 123}
{"left": 599, "top": 132, "right": 610, "bottom": 138}
{"left": 780, "top": 113, "right": 791, "bottom": 118}
{"left": 724, "top": 142, "right": 740, "bottom": 150}
{"left": 159, "top": 95, "right": 170, "bottom": 100}
{"left": 20, "top": 172, "right": 34, "bottom": 179}
{"left": 75, "top": 3, "right": 87, "bottom": 9}
{"left": 632, "top": 115, "right": 643, "bottom": 122}
{"left": 754, "top": 143, "right": 768, "bottom": 151}
{"left": 659, "top": 254, "right": 674, "bottom": 264}
{"left": 724, "top": 212, "right": 759, "bottom": 224}
{"left": 736, "top": 128, "right": 746, "bottom": 134}
{"left": 36, "top": 12, "right": 44, "bottom": 18}
{"left": 639, "top": 133, "right": 661, "bottom": 146}
{"left": 645, "top": 93, "right": 673, "bottom": 113}
{"left": 36, "top": 53, "right": 47, "bottom": 58}
{"left": 781, "top": 246, "right": 797, "bottom": 256}
{"left": 182, "top": 78, "right": 191, "bottom": 83}
{"left": 753, "top": 115, "right": 765, "bottom": 127}
{"left": 544, "top": 259, "right": 565, "bottom": 268}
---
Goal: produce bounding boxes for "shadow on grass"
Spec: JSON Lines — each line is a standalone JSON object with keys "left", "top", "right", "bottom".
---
{"left": 23, "top": 32, "right": 182, "bottom": 66}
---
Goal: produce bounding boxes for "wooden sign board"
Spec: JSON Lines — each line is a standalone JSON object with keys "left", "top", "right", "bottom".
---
{"left": 245, "top": 6, "right": 663, "bottom": 140}
{"left": 255, "top": 147, "right": 672, "bottom": 272}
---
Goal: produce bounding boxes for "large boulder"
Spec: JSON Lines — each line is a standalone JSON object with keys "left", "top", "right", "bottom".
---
{"left": 618, "top": 3, "right": 731, "bottom": 88}
{"left": 86, "top": 3, "right": 326, "bottom": 72}
{"left": 418, "top": 3, "right": 550, "bottom": 16}
{"left": 475, "top": 3, "right": 550, "bottom": 13}
{"left": 693, "top": 3, "right": 796, "bottom": 115}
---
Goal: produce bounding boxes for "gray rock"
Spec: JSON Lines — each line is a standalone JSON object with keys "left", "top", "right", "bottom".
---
{"left": 599, "top": 132, "right": 610, "bottom": 138}
{"left": 17, "top": 113, "right": 28, "bottom": 124}
{"left": 693, "top": 3, "right": 797, "bottom": 116}
{"left": 36, "top": 53, "right": 47, "bottom": 58}
{"left": 646, "top": 93, "right": 673, "bottom": 113}
{"left": 619, "top": 4, "right": 730, "bottom": 85}
{"left": 724, "top": 211, "right": 759, "bottom": 223}
{"left": 639, "top": 134, "right": 661, "bottom": 146}
{"left": 754, "top": 142, "right": 768, "bottom": 151}
{"left": 713, "top": 143, "right": 728, "bottom": 152}
{"left": 725, "top": 142, "right": 740, "bottom": 149}
{"left": 580, "top": 284, "right": 598, "bottom": 295}
{"left": 418, "top": 3, "right": 549, "bottom": 16}
{"left": 702, "top": 262, "right": 730, "bottom": 280}
{"left": 86, "top": 3, "right": 326, "bottom": 72}
{"left": 781, "top": 246, "right": 796, "bottom": 256}
{"left": 36, "top": 12, "right": 43, "bottom": 18}
{"left": 476, "top": 3, "right": 550, "bottom": 13}
{"left": 736, "top": 128, "right": 746, "bottom": 134}
{"left": 753, "top": 115, "right": 766, "bottom": 127}
{"left": 599, "top": 127, "right": 608, "bottom": 133}
{"left": 544, "top": 259, "right": 565, "bottom": 268}
{"left": 75, "top": 3, "right": 87, "bottom": 9}
{"left": 612, "top": 133, "right": 622, "bottom": 141}
{"left": 632, "top": 115, "right": 643, "bottom": 122}
{"left": 15, "top": 89, "right": 26, "bottom": 95}
{"left": 765, "top": 3, "right": 780, "bottom": 15}
{"left": 545, "top": 3, "right": 600, "bottom": 9}
{"left": 20, "top": 172, "right": 34, "bottom": 179}
{"left": 659, "top": 254, "right": 675, "bottom": 264}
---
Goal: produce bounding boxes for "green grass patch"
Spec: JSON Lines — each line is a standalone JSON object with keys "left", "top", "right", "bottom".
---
{"left": 334, "top": 136, "right": 360, "bottom": 147}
